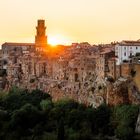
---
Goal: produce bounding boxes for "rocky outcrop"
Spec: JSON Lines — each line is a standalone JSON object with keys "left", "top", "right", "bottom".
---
{"left": 106, "top": 79, "right": 129, "bottom": 106}
{"left": 106, "top": 77, "right": 140, "bottom": 106}
{"left": 128, "top": 81, "right": 140, "bottom": 104}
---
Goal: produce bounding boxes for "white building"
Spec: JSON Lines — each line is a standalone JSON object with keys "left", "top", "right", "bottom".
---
{"left": 115, "top": 40, "right": 140, "bottom": 65}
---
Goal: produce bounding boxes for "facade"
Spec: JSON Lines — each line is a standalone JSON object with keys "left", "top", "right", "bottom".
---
{"left": 1, "top": 42, "right": 35, "bottom": 69}
{"left": 115, "top": 40, "right": 140, "bottom": 65}
{"left": 96, "top": 49, "right": 115, "bottom": 80}
{"left": 107, "top": 57, "right": 116, "bottom": 80}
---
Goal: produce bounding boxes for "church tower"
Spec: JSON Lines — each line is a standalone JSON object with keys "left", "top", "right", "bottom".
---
{"left": 35, "top": 20, "right": 47, "bottom": 51}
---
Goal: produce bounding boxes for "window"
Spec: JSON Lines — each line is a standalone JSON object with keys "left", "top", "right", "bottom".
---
{"left": 124, "top": 52, "right": 126, "bottom": 56}
{"left": 136, "top": 47, "right": 138, "bottom": 50}
{"left": 75, "top": 73, "right": 78, "bottom": 82}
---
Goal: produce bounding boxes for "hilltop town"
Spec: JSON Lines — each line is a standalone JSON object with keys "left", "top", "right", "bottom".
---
{"left": 0, "top": 20, "right": 140, "bottom": 107}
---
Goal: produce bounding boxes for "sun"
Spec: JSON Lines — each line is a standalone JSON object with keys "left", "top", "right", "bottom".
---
{"left": 48, "top": 34, "right": 71, "bottom": 46}
{"left": 48, "top": 36, "right": 59, "bottom": 46}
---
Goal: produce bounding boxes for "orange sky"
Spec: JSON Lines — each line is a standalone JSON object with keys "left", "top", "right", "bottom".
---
{"left": 1, "top": 0, "right": 140, "bottom": 45}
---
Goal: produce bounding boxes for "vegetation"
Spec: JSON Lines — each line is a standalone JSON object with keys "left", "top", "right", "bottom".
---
{"left": 0, "top": 87, "right": 139, "bottom": 140}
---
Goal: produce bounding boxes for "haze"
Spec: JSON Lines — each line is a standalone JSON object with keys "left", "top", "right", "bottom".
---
{"left": 0, "top": 0, "right": 140, "bottom": 45}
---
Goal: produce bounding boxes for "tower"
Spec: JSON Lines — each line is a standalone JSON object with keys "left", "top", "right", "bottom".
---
{"left": 35, "top": 20, "right": 47, "bottom": 51}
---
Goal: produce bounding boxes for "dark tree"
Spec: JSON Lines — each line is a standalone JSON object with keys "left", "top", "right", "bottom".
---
{"left": 57, "top": 118, "right": 65, "bottom": 140}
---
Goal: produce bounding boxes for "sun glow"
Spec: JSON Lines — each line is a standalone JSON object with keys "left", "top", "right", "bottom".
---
{"left": 48, "top": 35, "right": 71, "bottom": 46}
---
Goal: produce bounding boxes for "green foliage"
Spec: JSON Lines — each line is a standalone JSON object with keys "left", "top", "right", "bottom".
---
{"left": 40, "top": 99, "right": 53, "bottom": 111}
{"left": 1, "top": 88, "right": 51, "bottom": 111}
{"left": 112, "top": 105, "right": 139, "bottom": 140}
{"left": 115, "top": 124, "right": 133, "bottom": 140}
{"left": 0, "top": 87, "right": 139, "bottom": 140}
{"left": 9, "top": 86, "right": 24, "bottom": 94}
{"left": 42, "top": 132, "right": 57, "bottom": 140}
{"left": 68, "top": 132, "right": 80, "bottom": 140}
{"left": 54, "top": 99, "right": 79, "bottom": 111}
{"left": 92, "top": 104, "right": 111, "bottom": 134}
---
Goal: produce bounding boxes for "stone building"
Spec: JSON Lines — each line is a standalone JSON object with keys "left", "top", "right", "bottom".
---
{"left": 107, "top": 57, "right": 116, "bottom": 80}
{"left": 96, "top": 49, "right": 115, "bottom": 80}
{"left": 1, "top": 42, "right": 35, "bottom": 70}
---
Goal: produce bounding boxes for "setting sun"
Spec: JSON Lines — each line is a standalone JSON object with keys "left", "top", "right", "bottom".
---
{"left": 48, "top": 36, "right": 59, "bottom": 46}
{"left": 48, "top": 35, "right": 71, "bottom": 46}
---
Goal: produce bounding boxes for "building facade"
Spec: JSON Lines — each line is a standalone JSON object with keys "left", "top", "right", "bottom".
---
{"left": 1, "top": 42, "right": 35, "bottom": 69}
{"left": 115, "top": 40, "right": 140, "bottom": 65}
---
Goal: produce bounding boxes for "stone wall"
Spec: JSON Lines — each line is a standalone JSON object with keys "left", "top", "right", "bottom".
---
{"left": 133, "top": 64, "right": 140, "bottom": 91}
{"left": 121, "top": 63, "right": 133, "bottom": 78}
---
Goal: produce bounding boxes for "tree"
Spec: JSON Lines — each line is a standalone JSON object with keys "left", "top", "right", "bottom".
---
{"left": 115, "top": 124, "right": 133, "bottom": 140}
{"left": 57, "top": 118, "right": 65, "bottom": 140}
{"left": 40, "top": 99, "right": 53, "bottom": 111}
{"left": 93, "top": 104, "right": 110, "bottom": 134}
{"left": 1, "top": 88, "right": 51, "bottom": 111}
{"left": 112, "top": 105, "right": 139, "bottom": 140}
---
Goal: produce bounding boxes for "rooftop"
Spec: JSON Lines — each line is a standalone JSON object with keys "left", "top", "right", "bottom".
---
{"left": 118, "top": 40, "right": 140, "bottom": 46}
{"left": 2, "top": 42, "right": 35, "bottom": 46}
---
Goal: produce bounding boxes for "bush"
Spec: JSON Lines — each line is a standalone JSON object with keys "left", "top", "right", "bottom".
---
{"left": 112, "top": 105, "right": 139, "bottom": 140}
{"left": 115, "top": 125, "right": 133, "bottom": 140}
{"left": 40, "top": 99, "right": 53, "bottom": 111}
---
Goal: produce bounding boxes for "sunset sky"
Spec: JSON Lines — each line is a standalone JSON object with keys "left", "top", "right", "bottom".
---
{"left": 1, "top": 0, "right": 140, "bottom": 45}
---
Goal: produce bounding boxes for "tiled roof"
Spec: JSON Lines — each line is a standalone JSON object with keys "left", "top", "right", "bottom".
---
{"left": 2, "top": 42, "right": 35, "bottom": 46}
{"left": 100, "top": 49, "right": 114, "bottom": 54}
{"left": 118, "top": 40, "right": 140, "bottom": 46}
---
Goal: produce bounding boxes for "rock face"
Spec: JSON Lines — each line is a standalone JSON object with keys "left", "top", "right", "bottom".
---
{"left": 106, "top": 77, "right": 140, "bottom": 106}
{"left": 48, "top": 76, "right": 140, "bottom": 107}
{"left": 106, "top": 79, "right": 129, "bottom": 106}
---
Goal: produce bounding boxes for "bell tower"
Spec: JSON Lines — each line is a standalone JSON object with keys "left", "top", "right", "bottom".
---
{"left": 35, "top": 19, "right": 47, "bottom": 51}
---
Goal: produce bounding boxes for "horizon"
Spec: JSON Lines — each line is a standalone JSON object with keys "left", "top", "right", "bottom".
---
{"left": 1, "top": 0, "right": 140, "bottom": 46}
